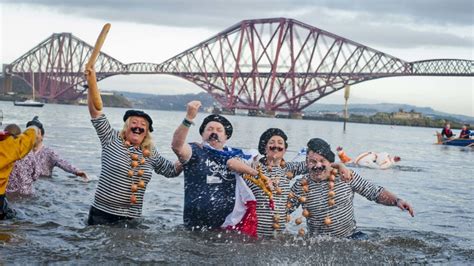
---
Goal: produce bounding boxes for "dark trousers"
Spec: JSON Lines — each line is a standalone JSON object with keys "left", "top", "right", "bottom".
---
{"left": 349, "top": 231, "right": 369, "bottom": 240}
{"left": 87, "top": 206, "right": 132, "bottom": 226}
{"left": 0, "top": 194, "right": 16, "bottom": 220}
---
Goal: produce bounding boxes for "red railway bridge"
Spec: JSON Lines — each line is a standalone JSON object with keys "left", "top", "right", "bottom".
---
{"left": 2, "top": 18, "right": 473, "bottom": 117}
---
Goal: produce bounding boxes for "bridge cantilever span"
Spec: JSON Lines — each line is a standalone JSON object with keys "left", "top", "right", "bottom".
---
{"left": 409, "top": 59, "right": 472, "bottom": 76}
{"left": 3, "top": 17, "right": 473, "bottom": 114}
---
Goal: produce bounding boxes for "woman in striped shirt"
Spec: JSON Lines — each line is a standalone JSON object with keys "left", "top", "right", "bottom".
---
{"left": 247, "top": 128, "right": 306, "bottom": 237}
{"left": 85, "top": 68, "right": 182, "bottom": 226}
{"left": 288, "top": 138, "right": 414, "bottom": 238}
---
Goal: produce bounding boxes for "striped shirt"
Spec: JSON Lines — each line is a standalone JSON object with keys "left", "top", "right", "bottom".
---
{"left": 91, "top": 114, "right": 180, "bottom": 218}
{"left": 288, "top": 171, "right": 383, "bottom": 237}
{"left": 245, "top": 159, "right": 306, "bottom": 237}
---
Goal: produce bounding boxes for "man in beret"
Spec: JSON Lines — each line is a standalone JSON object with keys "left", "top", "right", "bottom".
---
{"left": 172, "top": 100, "right": 257, "bottom": 230}
{"left": 287, "top": 138, "right": 414, "bottom": 239}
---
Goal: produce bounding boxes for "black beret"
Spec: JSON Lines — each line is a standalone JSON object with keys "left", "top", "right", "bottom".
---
{"left": 306, "top": 138, "right": 335, "bottom": 163}
{"left": 258, "top": 128, "right": 288, "bottom": 155}
{"left": 123, "top": 110, "right": 154, "bottom": 132}
{"left": 199, "top": 114, "right": 233, "bottom": 139}
{"left": 26, "top": 116, "right": 44, "bottom": 135}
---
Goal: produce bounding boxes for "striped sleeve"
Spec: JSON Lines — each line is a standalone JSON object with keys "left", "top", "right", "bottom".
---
{"left": 350, "top": 171, "right": 384, "bottom": 201}
{"left": 91, "top": 114, "right": 116, "bottom": 148}
{"left": 286, "top": 161, "right": 307, "bottom": 177}
{"left": 151, "top": 150, "right": 180, "bottom": 178}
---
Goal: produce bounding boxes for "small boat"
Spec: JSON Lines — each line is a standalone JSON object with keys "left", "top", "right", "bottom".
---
{"left": 436, "top": 132, "right": 474, "bottom": 147}
{"left": 13, "top": 99, "right": 44, "bottom": 107}
{"left": 13, "top": 73, "right": 45, "bottom": 107}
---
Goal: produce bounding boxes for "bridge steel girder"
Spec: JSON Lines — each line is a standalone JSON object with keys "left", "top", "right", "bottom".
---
{"left": 5, "top": 33, "right": 124, "bottom": 101}
{"left": 158, "top": 18, "right": 473, "bottom": 112}
{"left": 4, "top": 18, "right": 474, "bottom": 112}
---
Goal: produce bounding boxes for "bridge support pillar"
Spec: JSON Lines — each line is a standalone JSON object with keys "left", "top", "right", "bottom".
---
{"left": 2, "top": 65, "right": 12, "bottom": 95}
{"left": 289, "top": 112, "right": 303, "bottom": 119}
{"left": 264, "top": 110, "right": 276, "bottom": 117}
{"left": 247, "top": 110, "right": 275, "bottom": 117}
{"left": 247, "top": 110, "right": 259, "bottom": 116}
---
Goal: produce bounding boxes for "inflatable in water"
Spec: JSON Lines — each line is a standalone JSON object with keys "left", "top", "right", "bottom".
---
{"left": 337, "top": 147, "right": 400, "bottom": 170}
{"left": 354, "top": 152, "right": 398, "bottom": 170}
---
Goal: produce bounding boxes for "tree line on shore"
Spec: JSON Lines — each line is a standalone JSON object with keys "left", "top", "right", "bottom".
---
{"left": 303, "top": 112, "right": 465, "bottom": 129}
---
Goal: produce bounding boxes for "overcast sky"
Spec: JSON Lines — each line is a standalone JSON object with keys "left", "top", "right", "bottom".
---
{"left": 1, "top": 0, "right": 473, "bottom": 116}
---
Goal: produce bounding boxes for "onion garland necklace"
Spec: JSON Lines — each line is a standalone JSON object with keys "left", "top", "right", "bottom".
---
{"left": 124, "top": 139, "right": 151, "bottom": 204}
{"left": 288, "top": 167, "right": 339, "bottom": 236}
{"left": 243, "top": 158, "right": 295, "bottom": 231}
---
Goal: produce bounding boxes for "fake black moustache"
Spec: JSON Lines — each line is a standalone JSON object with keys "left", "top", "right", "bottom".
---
{"left": 208, "top": 133, "right": 220, "bottom": 142}
{"left": 269, "top": 146, "right": 284, "bottom": 152}
{"left": 311, "top": 165, "right": 326, "bottom": 172}
{"left": 131, "top": 127, "right": 145, "bottom": 134}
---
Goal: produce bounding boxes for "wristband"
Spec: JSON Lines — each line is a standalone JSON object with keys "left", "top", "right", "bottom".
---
{"left": 395, "top": 198, "right": 402, "bottom": 206}
{"left": 182, "top": 118, "right": 194, "bottom": 128}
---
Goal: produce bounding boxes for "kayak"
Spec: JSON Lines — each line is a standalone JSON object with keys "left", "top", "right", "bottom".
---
{"left": 436, "top": 132, "right": 474, "bottom": 147}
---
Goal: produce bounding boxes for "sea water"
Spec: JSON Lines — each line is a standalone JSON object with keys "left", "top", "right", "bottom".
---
{"left": 0, "top": 102, "right": 472, "bottom": 264}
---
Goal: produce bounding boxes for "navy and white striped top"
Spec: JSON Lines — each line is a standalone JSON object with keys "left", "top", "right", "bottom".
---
{"left": 91, "top": 114, "right": 180, "bottom": 218}
{"left": 288, "top": 171, "right": 383, "bottom": 237}
{"left": 245, "top": 160, "right": 306, "bottom": 237}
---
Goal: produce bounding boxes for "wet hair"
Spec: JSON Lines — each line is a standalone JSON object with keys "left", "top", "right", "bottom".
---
{"left": 4, "top": 124, "right": 21, "bottom": 138}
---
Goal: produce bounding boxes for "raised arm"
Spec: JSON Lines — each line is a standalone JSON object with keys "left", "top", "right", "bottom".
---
{"left": 171, "top": 101, "right": 201, "bottom": 162}
{"left": 0, "top": 127, "right": 38, "bottom": 169}
{"left": 84, "top": 67, "right": 103, "bottom": 119}
{"left": 84, "top": 23, "right": 110, "bottom": 119}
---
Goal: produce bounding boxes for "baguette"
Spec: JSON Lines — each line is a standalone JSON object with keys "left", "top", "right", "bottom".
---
{"left": 85, "top": 23, "right": 111, "bottom": 111}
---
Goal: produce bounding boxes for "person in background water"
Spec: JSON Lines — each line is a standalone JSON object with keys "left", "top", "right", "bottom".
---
{"left": 336, "top": 146, "right": 401, "bottom": 170}
{"left": 7, "top": 116, "right": 87, "bottom": 197}
{"left": 172, "top": 100, "right": 257, "bottom": 230}
{"left": 223, "top": 128, "right": 352, "bottom": 238}
{"left": 85, "top": 67, "right": 182, "bottom": 226}
{"left": 26, "top": 116, "right": 89, "bottom": 181}
{"left": 287, "top": 138, "right": 414, "bottom": 239}
{"left": 6, "top": 120, "right": 40, "bottom": 197}
{"left": 0, "top": 123, "right": 39, "bottom": 220}
{"left": 441, "top": 122, "right": 454, "bottom": 140}
{"left": 459, "top": 124, "right": 472, "bottom": 139}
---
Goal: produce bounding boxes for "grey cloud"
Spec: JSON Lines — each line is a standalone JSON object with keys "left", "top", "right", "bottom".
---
{"left": 4, "top": 0, "right": 473, "bottom": 49}
{"left": 7, "top": 0, "right": 472, "bottom": 26}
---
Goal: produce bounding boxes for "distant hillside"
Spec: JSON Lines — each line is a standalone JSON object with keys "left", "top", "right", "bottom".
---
{"left": 305, "top": 103, "right": 474, "bottom": 124}
{"left": 121, "top": 91, "right": 473, "bottom": 124}
{"left": 122, "top": 91, "right": 216, "bottom": 111}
